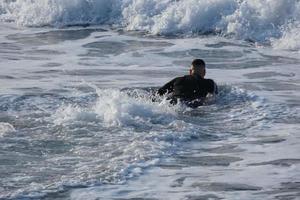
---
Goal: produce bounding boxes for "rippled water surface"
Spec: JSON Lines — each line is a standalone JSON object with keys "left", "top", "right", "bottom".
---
{"left": 0, "top": 24, "right": 300, "bottom": 200}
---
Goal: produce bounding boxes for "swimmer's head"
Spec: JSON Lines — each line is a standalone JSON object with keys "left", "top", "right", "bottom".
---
{"left": 190, "top": 59, "right": 206, "bottom": 78}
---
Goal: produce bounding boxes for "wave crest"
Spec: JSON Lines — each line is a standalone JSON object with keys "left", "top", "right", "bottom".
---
{"left": 1, "top": 0, "right": 300, "bottom": 50}
{"left": 0, "top": 0, "right": 120, "bottom": 26}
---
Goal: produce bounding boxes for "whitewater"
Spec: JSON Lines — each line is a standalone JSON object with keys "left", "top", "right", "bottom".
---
{"left": 0, "top": 0, "right": 300, "bottom": 199}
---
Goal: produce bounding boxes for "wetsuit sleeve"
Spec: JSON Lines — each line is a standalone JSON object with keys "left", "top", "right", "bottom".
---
{"left": 157, "top": 78, "right": 177, "bottom": 96}
{"left": 207, "top": 79, "right": 218, "bottom": 94}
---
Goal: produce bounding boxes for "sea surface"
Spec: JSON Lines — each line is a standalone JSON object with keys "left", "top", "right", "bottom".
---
{"left": 0, "top": 0, "right": 300, "bottom": 200}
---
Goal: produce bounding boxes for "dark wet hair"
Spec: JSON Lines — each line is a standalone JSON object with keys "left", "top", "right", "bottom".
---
{"left": 192, "top": 59, "right": 205, "bottom": 68}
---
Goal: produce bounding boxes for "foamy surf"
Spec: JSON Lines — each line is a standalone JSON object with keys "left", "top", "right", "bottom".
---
{"left": 0, "top": 6, "right": 300, "bottom": 199}
{"left": 0, "top": 84, "right": 275, "bottom": 199}
{"left": 0, "top": 122, "right": 15, "bottom": 137}
{"left": 1, "top": 0, "right": 300, "bottom": 50}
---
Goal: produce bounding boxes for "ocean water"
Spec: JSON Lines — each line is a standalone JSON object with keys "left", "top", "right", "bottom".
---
{"left": 0, "top": 0, "right": 300, "bottom": 200}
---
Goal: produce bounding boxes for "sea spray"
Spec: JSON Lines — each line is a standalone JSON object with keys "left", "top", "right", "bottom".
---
{"left": 0, "top": 122, "right": 15, "bottom": 137}
{"left": 1, "top": 0, "right": 300, "bottom": 49}
{"left": 0, "top": 0, "right": 120, "bottom": 27}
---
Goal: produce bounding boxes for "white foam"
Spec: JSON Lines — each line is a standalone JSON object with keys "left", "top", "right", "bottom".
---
{"left": 53, "top": 104, "right": 82, "bottom": 125}
{"left": 224, "top": 0, "right": 299, "bottom": 40}
{"left": 0, "top": 82, "right": 286, "bottom": 199}
{"left": 0, "top": 0, "right": 119, "bottom": 27}
{"left": 123, "top": 0, "right": 237, "bottom": 35}
{"left": 0, "top": 122, "right": 15, "bottom": 136}
{"left": 1, "top": 0, "right": 300, "bottom": 50}
{"left": 93, "top": 89, "right": 177, "bottom": 127}
{"left": 52, "top": 87, "right": 179, "bottom": 128}
{"left": 271, "top": 23, "right": 300, "bottom": 51}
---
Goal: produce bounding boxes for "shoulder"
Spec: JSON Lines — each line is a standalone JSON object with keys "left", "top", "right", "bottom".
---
{"left": 181, "top": 75, "right": 196, "bottom": 81}
{"left": 173, "top": 75, "right": 187, "bottom": 82}
{"left": 204, "top": 78, "right": 216, "bottom": 85}
{"left": 166, "top": 76, "right": 182, "bottom": 84}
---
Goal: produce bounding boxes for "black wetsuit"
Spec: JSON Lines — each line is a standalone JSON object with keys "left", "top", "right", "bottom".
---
{"left": 158, "top": 74, "right": 217, "bottom": 107}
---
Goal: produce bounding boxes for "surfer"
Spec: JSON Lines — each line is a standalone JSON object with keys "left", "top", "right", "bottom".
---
{"left": 157, "top": 59, "right": 218, "bottom": 108}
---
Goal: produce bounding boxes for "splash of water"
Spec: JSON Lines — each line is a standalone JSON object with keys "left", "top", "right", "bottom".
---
{"left": 1, "top": 0, "right": 300, "bottom": 50}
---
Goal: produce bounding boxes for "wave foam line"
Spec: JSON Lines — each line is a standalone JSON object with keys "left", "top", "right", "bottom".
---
{"left": 1, "top": 0, "right": 300, "bottom": 50}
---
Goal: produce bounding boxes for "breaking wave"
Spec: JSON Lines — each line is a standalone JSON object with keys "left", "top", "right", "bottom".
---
{"left": 1, "top": 0, "right": 300, "bottom": 49}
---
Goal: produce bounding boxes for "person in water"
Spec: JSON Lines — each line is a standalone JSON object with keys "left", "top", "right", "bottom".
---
{"left": 157, "top": 59, "right": 218, "bottom": 107}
